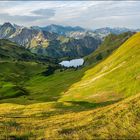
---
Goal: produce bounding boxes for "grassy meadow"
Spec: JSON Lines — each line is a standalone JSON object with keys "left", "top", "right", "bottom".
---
{"left": 0, "top": 32, "right": 140, "bottom": 139}
{"left": 0, "top": 92, "right": 140, "bottom": 139}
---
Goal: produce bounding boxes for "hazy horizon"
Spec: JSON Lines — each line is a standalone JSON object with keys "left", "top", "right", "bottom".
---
{"left": 1, "top": 21, "right": 140, "bottom": 30}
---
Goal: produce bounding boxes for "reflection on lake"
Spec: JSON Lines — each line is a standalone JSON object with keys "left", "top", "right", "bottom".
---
{"left": 59, "top": 58, "right": 84, "bottom": 67}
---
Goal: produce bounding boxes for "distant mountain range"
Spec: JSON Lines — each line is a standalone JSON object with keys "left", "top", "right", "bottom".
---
{"left": 94, "top": 27, "right": 139, "bottom": 36}
{"left": 0, "top": 22, "right": 138, "bottom": 59}
{"left": 67, "top": 27, "right": 139, "bottom": 39}
{"left": 0, "top": 23, "right": 101, "bottom": 59}
{"left": 32, "top": 24, "right": 139, "bottom": 39}
{"left": 40, "top": 24, "right": 85, "bottom": 35}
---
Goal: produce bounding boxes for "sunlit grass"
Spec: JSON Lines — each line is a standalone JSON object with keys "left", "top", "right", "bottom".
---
{"left": 61, "top": 32, "right": 140, "bottom": 102}
{"left": 0, "top": 93, "right": 140, "bottom": 139}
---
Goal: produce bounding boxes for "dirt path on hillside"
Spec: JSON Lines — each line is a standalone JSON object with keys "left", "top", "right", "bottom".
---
{"left": 79, "top": 61, "right": 126, "bottom": 87}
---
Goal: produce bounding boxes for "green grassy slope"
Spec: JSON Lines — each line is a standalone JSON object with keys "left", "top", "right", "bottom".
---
{"left": 0, "top": 90, "right": 140, "bottom": 139}
{"left": 0, "top": 39, "right": 56, "bottom": 63}
{"left": 0, "top": 68, "right": 85, "bottom": 104}
{"left": 0, "top": 39, "right": 36, "bottom": 61}
{"left": 61, "top": 32, "right": 140, "bottom": 103}
{"left": 84, "top": 32, "right": 134, "bottom": 66}
{"left": 0, "top": 61, "right": 46, "bottom": 102}
{"left": 0, "top": 39, "right": 58, "bottom": 103}
{"left": 25, "top": 69, "right": 84, "bottom": 103}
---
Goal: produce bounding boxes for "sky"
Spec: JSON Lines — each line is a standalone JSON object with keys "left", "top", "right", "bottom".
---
{"left": 0, "top": 1, "right": 140, "bottom": 29}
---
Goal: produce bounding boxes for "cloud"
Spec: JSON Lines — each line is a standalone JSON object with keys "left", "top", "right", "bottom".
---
{"left": 32, "top": 9, "right": 55, "bottom": 17}
{"left": 0, "top": 13, "right": 39, "bottom": 22}
{"left": 0, "top": 1, "right": 140, "bottom": 28}
{"left": 0, "top": 8, "right": 56, "bottom": 26}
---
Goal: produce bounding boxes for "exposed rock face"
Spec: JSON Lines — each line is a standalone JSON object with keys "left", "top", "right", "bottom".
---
{"left": 44, "top": 36, "right": 101, "bottom": 58}
{"left": 0, "top": 22, "right": 16, "bottom": 38}
{"left": 10, "top": 27, "right": 39, "bottom": 46}
{"left": 0, "top": 22, "right": 102, "bottom": 58}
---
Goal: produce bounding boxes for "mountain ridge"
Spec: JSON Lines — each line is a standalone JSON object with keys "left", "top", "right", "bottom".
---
{"left": 0, "top": 22, "right": 139, "bottom": 60}
{"left": 0, "top": 22, "right": 101, "bottom": 59}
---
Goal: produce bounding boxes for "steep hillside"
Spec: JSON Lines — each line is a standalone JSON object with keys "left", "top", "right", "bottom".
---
{"left": 84, "top": 32, "right": 134, "bottom": 65}
{"left": 0, "top": 39, "right": 55, "bottom": 63}
{"left": 30, "top": 35, "right": 101, "bottom": 58}
{"left": 0, "top": 39, "right": 59, "bottom": 102}
{"left": 0, "top": 39, "right": 35, "bottom": 61}
{"left": 61, "top": 32, "right": 140, "bottom": 103}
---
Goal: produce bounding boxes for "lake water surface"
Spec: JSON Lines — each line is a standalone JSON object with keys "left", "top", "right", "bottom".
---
{"left": 59, "top": 58, "right": 84, "bottom": 67}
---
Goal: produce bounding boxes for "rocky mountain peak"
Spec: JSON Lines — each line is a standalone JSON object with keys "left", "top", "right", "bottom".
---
{"left": 0, "top": 22, "right": 16, "bottom": 38}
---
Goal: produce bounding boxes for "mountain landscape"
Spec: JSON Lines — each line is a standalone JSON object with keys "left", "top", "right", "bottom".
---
{"left": 0, "top": 20, "right": 140, "bottom": 139}
{"left": 1, "top": 22, "right": 139, "bottom": 60}
{"left": 0, "top": 23, "right": 102, "bottom": 59}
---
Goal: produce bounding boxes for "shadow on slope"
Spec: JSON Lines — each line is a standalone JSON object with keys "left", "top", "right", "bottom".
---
{"left": 0, "top": 92, "right": 139, "bottom": 139}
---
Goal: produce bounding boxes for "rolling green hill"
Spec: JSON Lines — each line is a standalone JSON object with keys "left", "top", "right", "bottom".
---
{"left": 84, "top": 32, "right": 134, "bottom": 66}
{"left": 0, "top": 39, "right": 58, "bottom": 102}
{"left": 60, "top": 32, "right": 140, "bottom": 103}
{"left": 0, "top": 61, "right": 47, "bottom": 101}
